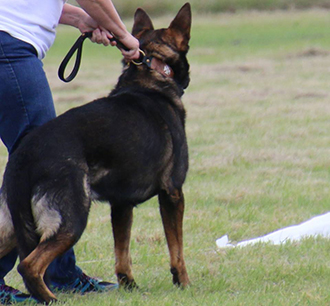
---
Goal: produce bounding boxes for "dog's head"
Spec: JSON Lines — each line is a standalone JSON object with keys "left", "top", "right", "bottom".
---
{"left": 128, "top": 3, "right": 191, "bottom": 94}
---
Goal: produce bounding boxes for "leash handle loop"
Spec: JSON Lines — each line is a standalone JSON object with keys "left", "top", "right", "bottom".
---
{"left": 58, "top": 32, "right": 92, "bottom": 83}
{"left": 58, "top": 31, "right": 130, "bottom": 83}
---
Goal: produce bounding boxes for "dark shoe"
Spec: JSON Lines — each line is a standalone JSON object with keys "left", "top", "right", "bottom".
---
{"left": 52, "top": 273, "right": 118, "bottom": 294}
{"left": 0, "top": 284, "right": 37, "bottom": 304}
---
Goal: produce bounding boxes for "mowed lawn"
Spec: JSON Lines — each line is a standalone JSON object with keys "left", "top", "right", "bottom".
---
{"left": 2, "top": 8, "right": 330, "bottom": 305}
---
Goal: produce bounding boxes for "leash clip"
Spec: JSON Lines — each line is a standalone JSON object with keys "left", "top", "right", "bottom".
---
{"left": 131, "top": 49, "right": 146, "bottom": 66}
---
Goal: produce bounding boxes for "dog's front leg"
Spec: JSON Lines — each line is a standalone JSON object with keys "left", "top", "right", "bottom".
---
{"left": 158, "top": 188, "right": 190, "bottom": 287}
{"left": 111, "top": 203, "right": 137, "bottom": 289}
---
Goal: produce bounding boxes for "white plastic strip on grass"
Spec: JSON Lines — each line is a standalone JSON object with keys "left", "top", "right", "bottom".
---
{"left": 216, "top": 212, "right": 330, "bottom": 248}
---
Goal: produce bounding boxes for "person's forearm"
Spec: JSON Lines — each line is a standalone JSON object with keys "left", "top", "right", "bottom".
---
{"left": 59, "top": 1, "right": 140, "bottom": 60}
{"left": 76, "top": 0, "right": 128, "bottom": 39}
{"left": 59, "top": 4, "right": 88, "bottom": 28}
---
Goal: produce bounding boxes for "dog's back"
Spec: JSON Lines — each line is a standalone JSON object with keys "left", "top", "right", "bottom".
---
{"left": 4, "top": 84, "right": 188, "bottom": 200}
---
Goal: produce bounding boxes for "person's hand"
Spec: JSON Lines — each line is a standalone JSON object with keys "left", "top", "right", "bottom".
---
{"left": 78, "top": 15, "right": 115, "bottom": 46}
{"left": 77, "top": 11, "right": 139, "bottom": 59}
{"left": 90, "top": 27, "right": 117, "bottom": 47}
{"left": 115, "top": 33, "right": 140, "bottom": 60}
{"left": 61, "top": 4, "right": 139, "bottom": 58}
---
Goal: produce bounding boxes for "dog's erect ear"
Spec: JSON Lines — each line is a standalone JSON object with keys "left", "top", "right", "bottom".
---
{"left": 132, "top": 8, "right": 154, "bottom": 37}
{"left": 168, "top": 3, "right": 191, "bottom": 51}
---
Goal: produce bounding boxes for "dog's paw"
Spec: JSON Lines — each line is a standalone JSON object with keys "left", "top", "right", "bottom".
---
{"left": 117, "top": 273, "right": 139, "bottom": 291}
{"left": 170, "top": 267, "right": 190, "bottom": 288}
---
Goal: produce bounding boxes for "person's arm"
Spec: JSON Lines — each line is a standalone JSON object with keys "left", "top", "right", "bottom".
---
{"left": 60, "top": 2, "right": 139, "bottom": 60}
{"left": 60, "top": 4, "right": 112, "bottom": 45}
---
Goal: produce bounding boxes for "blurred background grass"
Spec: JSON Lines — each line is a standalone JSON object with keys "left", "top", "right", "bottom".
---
{"left": 69, "top": 0, "right": 330, "bottom": 16}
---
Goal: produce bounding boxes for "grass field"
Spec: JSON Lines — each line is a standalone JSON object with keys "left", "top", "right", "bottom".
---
{"left": 3, "top": 8, "right": 330, "bottom": 306}
{"left": 67, "top": 0, "right": 330, "bottom": 16}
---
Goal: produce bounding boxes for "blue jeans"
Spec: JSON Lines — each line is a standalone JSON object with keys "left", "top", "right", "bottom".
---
{"left": 0, "top": 31, "right": 82, "bottom": 286}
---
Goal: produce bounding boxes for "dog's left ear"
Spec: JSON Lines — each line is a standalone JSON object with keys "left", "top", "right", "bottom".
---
{"left": 132, "top": 8, "right": 154, "bottom": 38}
{"left": 168, "top": 3, "right": 191, "bottom": 51}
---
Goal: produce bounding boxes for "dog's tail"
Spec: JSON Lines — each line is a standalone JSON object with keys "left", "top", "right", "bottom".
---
{"left": 3, "top": 165, "right": 40, "bottom": 259}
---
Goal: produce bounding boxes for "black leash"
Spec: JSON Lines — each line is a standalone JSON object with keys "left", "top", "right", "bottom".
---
{"left": 58, "top": 31, "right": 129, "bottom": 82}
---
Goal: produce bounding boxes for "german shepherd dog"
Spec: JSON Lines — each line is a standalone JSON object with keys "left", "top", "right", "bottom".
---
{"left": 0, "top": 3, "right": 191, "bottom": 304}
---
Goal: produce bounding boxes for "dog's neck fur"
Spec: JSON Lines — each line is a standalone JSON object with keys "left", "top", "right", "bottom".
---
{"left": 113, "top": 64, "right": 185, "bottom": 111}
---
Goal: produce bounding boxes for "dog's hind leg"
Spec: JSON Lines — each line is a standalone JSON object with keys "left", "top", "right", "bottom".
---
{"left": 17, "top": 234, "right": 76, "bottom": 304}
{"left": 158, "top": 188, "right": 190, "bottom": 287}
{"left": 17, "top": 192, "right": 90, "bottom": 303}
{"left": 111, "top": 203, "right": 137, "bottom": 289}
{"left": 16, "top": 173, "right": 91, "bottom": 304}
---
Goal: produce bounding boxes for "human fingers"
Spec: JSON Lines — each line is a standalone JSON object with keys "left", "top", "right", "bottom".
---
{"left": 91, "top": 28, "right": 113, "bottom": 46}
{"left": 100, "top": 30, "right": 110, "bottom": 46}
{"left": 116, "top": 34, "right": 140, "bottom": 60}
{"left": 99, "top": 27, "right": 117, "bottom": 46}
{"left": 90, "top": 28, "right": 101, "bottom": 43}
{"left": 121, "top": 48, "right": 140, "bottom": 61}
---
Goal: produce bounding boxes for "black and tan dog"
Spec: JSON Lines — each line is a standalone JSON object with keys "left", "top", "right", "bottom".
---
{"left": 0, "top": 3, "right": 191, "bottom": 304}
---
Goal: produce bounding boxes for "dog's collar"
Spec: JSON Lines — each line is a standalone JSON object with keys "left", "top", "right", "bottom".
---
{"left": 131, "top": 49, "right": 174, "bottom": 79}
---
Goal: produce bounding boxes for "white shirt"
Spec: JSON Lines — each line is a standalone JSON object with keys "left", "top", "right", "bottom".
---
{"left": 0, "top": 0, "right": 66, "bottom": 59}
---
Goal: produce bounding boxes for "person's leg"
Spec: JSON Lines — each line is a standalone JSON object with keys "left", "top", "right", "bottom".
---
{"left": 0, "top": 249, "right": 32, "bottom": 304}
{"left": 0, "top": 31, "right": 56, "bottom": 153}
{"left": 47, "top": 249, "right": 82, "bottom": 287}
{"left": 0, "top": 250, "right": 17, "bottom": 285}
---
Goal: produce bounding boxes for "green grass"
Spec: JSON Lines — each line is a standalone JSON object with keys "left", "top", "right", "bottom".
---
{"left": 68, "top": 0, "right": 330, "bottom": 16}
{"left": 3, "top": 8, "right": 330, "bottom": 305}
{"left": 190, "top": 9, "right": 330, "bottom": 63}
